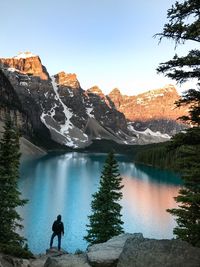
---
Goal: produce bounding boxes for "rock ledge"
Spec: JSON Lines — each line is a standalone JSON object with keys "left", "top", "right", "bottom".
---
{"left": 1, "top": 234, "right": 200, "bottom": 267}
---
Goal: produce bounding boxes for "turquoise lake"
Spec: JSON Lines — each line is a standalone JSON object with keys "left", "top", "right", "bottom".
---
{"left": 18, "top": 152, "right": 181, "bottom": 254}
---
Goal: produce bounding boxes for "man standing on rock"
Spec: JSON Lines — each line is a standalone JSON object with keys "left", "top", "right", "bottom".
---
{"left": 50, "top": 215, "right": 64, "bottom": 251}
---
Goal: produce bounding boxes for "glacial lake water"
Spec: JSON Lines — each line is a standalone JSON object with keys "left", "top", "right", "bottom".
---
{"left": 18, "top": 152, "right": 181, "bottom": 254}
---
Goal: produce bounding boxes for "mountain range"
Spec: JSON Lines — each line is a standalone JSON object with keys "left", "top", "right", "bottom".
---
{"left": 0, "top": 52, "right": 187, "bottom": 150}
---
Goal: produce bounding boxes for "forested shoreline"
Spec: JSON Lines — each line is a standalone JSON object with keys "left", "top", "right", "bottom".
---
{"left": 134, "top": 141, "right": 179, "bottom": 170}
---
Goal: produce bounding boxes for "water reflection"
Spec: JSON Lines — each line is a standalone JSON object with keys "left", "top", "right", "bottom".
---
{"left": 19, "top": 152, "right": 181, "bottom": 253}
{"left": 121, "top": 176, "right": 179, "bottom": 238}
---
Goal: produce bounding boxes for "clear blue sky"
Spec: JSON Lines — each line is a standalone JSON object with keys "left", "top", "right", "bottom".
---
{"left": 0, "top": 0, "right": 195, "bottom": 95}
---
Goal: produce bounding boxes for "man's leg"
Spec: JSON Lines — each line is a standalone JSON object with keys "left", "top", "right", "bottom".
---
{"left": 50, "top": 232, "right": 56, "bottom": 248}
{"left": 57, "top": 233, "right": 61, "bottom": 250}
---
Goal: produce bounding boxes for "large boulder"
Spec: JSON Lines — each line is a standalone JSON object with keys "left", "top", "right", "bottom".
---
{"left": 117, "top": 237, "right": 200, "bottom": 267}
{"left": 86, "top": 233, "right": 143, "bottom": 267}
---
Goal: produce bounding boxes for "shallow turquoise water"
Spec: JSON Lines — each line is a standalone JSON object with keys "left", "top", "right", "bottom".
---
{"left": 18, "top": 152, "right": 181, "bottom": 253}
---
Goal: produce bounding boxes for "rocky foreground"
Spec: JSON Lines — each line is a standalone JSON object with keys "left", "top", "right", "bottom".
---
{"left": 1, "top": 233, "right": 200, "bottom": 267}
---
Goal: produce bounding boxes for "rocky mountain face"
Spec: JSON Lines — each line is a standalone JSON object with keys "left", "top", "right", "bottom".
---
{"left": 109, "top": 85, "right": 186, "bottom": 121}
{"left": 0, "top": 53, "right": 135, "bottom": 148}
{"left": 0, "top": 52, "right": 49, "bottom": 80}
{"left": 108, "top": 85, "right": 187, "bottom": 135}
{"left": 0, "top": 62, "right": 59, "bottom": 149}
{"left": 0, "top": 52, "right": 187, "bottom": 149}
{"left": 54, "top": 72, "right": 81, "bottom": 88}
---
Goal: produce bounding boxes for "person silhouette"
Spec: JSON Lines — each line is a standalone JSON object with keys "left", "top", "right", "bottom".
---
{"left": 50, "top": 215, "right": 64, "bottom": 251}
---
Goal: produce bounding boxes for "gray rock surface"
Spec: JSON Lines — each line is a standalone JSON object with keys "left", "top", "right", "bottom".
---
{"left": 87, "top": 233, "right": 143, "bottom": 267}
{"left": 20, "top": 137, "right": 47, "bottom": 157}
{"left": 1, "top": 234, "right": 200, "bottom": 267}
{"left": 0, "top": 254, "right": 30, "bottom": 267}
{"left": 117, "top": 237, "right": 200, "bottom": 267}
{"left": 46, "top": 247, "right": 68, "bottom": 256}
{"left": 44, "top": 253, "right": 91, "bottom": 267}
{"left": 30, "top": 256, "right": 47, "bottom": 267}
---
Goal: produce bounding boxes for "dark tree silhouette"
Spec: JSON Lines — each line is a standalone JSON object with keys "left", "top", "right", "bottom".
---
{"left": 0, "top": 114, "right": 31, "bottom": 256}
{"left": 156, "top": 0, "right": 200, "bottom": 246}
{"left": 84, "top": 151, "right": 124, "bottom": 245}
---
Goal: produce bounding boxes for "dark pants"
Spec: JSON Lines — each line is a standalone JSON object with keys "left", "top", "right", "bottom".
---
{"left": 50, "top": 232, "right": 61, "bottom": 250}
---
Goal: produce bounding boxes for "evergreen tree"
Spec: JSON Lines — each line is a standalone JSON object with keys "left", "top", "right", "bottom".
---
{"left": 0, "top": 114, "right": 27, "bottom": 249}
{"left": 155, "top": 0, "right": 200, "bottom": 246}
{"left": 155, "top": 0, "right": 200, "bottom": 126}
{"left": 84, "top": 151, "right": 124, "bottom": 245}
{"left": 175, "top": 88, "right": 200, "bottom": 126}
{"left": 167, "top": 128, "right": 200, "bottom": 246}
{"left": 155, "top": 0, "right": 200, "bottom": 81}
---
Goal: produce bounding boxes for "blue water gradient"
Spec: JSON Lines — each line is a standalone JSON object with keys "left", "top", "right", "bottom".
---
{"left": 18, "top": 152, "right": 181, "bottom": 253}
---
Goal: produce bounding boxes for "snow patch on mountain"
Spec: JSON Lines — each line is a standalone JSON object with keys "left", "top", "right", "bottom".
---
{"left": 7, "top": 67, "right": 18, "bottom": 72}
{"left": 14, "top": 52, "right": 37, "bottom": 59}
{"left": 127, "top": 123, "right": 171, "bottom": 144}
{"left": 19, "top": 81, "right": 28, "bottom": 86}
{"left": 142, "top": 128, "right": 170, "bottom": 138}
{"left": 86, "top": 106, "right": 95, "bottom": 118}
{"left": 68, "top": 89, "right": 74, "bottom": 97}
{"left": 40, "top": 76, "right": 89, "bottom": 148}
{"left": 40, "top": 103, "right": 58, "bottom": 126}
{"left": 51, "top": 76, "right": 73, "bottom": 133}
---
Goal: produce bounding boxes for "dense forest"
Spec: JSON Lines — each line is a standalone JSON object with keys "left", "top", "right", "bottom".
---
{"left": 134, "top": 141, "right": 179, "bottom": 170}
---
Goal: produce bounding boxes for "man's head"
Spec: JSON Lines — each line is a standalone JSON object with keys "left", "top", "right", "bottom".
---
{"left": 57, "top": 214, "right": 61, "bottom": 221}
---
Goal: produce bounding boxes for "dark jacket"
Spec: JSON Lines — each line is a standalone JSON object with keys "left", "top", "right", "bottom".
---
{"left": 52, "top": 219, "right": 64, "bottom": 235}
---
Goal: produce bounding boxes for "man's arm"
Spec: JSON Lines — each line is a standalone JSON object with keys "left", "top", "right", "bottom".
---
{"left": 62, "top": 222, "right": 64, "bottom": 235}
{"left": 52, "top": 221, "right": 56, "bottom": 232}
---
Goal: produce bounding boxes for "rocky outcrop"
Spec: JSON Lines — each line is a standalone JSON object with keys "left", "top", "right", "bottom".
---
{"left": 0, "top": 67, "right": 57, "bottom": 149}
{"left": 0, "top": 68, "right": 38, "bottom": 143}
{"left": 87, "top": 233, "right": 200, "bottom": 267}
{"left": 86, "top": 233, "right": 142, "bottom": 267}
{"left": 87, "top": 86, "right": 105, "bottom": 99}
{"left": 0, "top": 52, "right": 49, "bottom": 80}
{"left": 54, "top": 72, "right": 81, "bottom": 89}
{"left": 1, "top": 234, "right": 200, "bottom": 267}
{"left": 44, "top": 254, "right": 91, "bottom": 267}
{"left": 108, "top": 88, "right": 124, "bottom": 109}
{"left": 117, "top": 235, "right": 200, "bottom": 267}
{"left": 34, "top": 248, "right": 91, "bottom": 267}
